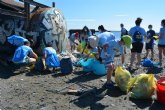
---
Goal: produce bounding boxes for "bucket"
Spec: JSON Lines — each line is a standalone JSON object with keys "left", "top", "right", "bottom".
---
{"left": 156, "top": 79, "right": 165, "bottom": 105}
{"left": 60, "top": 57, "right": 73, "bottom": 74}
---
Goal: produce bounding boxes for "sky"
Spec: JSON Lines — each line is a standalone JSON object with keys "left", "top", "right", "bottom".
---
{"left": 16, "top": 0, "right": 164, "bottom": 32}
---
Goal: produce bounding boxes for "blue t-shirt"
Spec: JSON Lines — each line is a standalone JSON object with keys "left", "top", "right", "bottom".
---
{"left": 129, "top": 26, "right": 146, "bottom": 43}
{"left": 146, "top": 30, "right": 156, "bottom": 44}
{"left": 12, "top": 45, "right": 32, "bottom": 63}
{"left": 121, "top": 27, "right": 128, "bottom": 36}
{"left": 44, "top": 47, "right": 60, "bottom": 67}
{"left": 158, "top": 27, "right": 165, "bottom": 45}
{"left": 97, "top": 32, "right": 115, "bottom": 47}
{"left": 101, "top": 40, "right": 124, "bottom": 63}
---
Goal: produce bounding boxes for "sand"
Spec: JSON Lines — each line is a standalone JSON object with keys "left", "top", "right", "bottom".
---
{"left": 0, "top": 46, "right": 165, "bottom": 110}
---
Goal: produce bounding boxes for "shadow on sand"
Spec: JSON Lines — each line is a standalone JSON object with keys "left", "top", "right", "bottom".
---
{"left": 130, "top": 98, "right": 165, "bottom": 110}
{"left": 67, "top": 70, "right": 104, "bottom": 83}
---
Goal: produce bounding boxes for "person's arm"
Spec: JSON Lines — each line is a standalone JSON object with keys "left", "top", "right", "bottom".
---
{"left": 30, "top": 51, "right": 38, "bottom": 59}
{"left": 42, "top": 51, "right": 47, "bottom": 69}
{"left": 159, "top": 32, "right": 164, "bottom": 39}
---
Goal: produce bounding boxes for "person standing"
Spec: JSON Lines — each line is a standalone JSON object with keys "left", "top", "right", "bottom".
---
{"left": 145, "top": 25, "right": 156, "bottom": 60}
{"left": 97, "top": 25, "right": 115, "bottom": 56}
{"left": 129, "top": 17, "right": 147, "bottom": 68}
{"left": 120, "top": 23, "right": 128, "bottom": 37}
{"left": 69, "top": 32, "right": 79, "bottom": 52}
{"left": 120, "top": 23, "right": 128, "bottom": 53}
{"left": 158, "top": 19, "right": 165, "bottom": 66}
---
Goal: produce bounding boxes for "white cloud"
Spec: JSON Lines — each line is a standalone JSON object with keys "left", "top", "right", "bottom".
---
{"left": 115, "top": 14, "right": 128, "bottom": 17}
{"left": 66, "top": 19, "right": 96, "bottom": 22}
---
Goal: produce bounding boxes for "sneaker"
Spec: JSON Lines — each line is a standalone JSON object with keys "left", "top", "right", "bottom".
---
{"left": 103, "top": 82, "right": 114, "bottom": 89}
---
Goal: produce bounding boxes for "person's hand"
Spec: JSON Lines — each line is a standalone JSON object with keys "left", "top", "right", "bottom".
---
{"left": 122, "top": 64, "right": 126, "bottom": 68}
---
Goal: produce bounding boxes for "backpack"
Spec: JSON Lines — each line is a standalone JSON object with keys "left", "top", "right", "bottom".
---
{"left": 133, "top": 31, "right": 142, "bottom": 42}
{"left": 60, "top": 57, "right": 73, "bottom": 74}
{"left": 125, "top": 29, "right": 128, "bottom": 35}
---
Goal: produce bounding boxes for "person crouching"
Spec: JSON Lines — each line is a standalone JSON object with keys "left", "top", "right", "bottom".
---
{"left": 42, "top": 41, "right": 60, "bottom": 72}
{"left": 12, "top": 41, "right": 38, "bottom": 64}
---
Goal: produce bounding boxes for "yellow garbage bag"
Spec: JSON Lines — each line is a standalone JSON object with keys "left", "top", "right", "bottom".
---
{"left": 77, "top": 43, "right": 95, "bottom": 58}
{"left": 115, "top": 66, "right": 132, "bottom": 92}
{"left": 153, "top": 36, "right": 159, "bottom": 43}
{"left": 127, "top": 74, "right": 156, "bottom": 99}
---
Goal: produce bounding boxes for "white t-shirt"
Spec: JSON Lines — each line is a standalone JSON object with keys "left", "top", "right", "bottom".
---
{"left": 97, "top": 32, "right": 115, "bottom": 47}
{"left": 101, "top": 40, "right": 124, "bottom": 63}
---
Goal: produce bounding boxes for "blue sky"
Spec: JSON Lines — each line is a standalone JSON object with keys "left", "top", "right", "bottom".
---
{"left": 16, "top": 0, "right": 164, "bottom": 32}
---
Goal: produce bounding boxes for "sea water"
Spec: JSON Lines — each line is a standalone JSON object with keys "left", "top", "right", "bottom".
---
{"left": 95, "top": 31, "right": 121, "bottom": 40}
{"left": 67, "top": 31, "right": 121, "bottom": 40}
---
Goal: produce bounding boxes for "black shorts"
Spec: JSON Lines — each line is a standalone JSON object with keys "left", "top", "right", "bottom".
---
{"left": 131, "top": 42, "right": 143, "bottom": 53}
{"left": 158, "top": 44, "right": 165, "bottom": 48}
{"left": 146, "top": 43, "right": 153, "bottom": 50}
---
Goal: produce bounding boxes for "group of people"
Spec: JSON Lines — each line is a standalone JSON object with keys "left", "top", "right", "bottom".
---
{"left": 120, "top": 18, "right": 165, "bottom": 68}
{"left": 10, "top": 17, "right": 165, "bottom": 88}
{"left": 69, "top": 18, "right": 165, "bottom": 88}
{"left": 12, "top": 40, "right": 60, "bottom": 72}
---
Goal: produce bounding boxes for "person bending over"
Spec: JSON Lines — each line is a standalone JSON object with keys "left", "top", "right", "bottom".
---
{"left": 12, "top": 41, "right": 38, "bottom": 64}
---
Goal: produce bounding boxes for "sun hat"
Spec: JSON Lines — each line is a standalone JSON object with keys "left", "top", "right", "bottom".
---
{"left": 88, "top": 35, "right": 98, "bottom": 48}
{"left": 122, "top": 35, "right": 132, "bottom": 49}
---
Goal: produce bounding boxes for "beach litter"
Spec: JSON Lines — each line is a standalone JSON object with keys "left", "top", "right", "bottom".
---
{"left": 127, "top": 74, "right": 156, "bottom": 99}
{"left": 115, "top": 66, "right": 132, "bottom": 92}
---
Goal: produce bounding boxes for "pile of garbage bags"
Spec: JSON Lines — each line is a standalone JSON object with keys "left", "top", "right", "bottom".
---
{"left": 127, "top": 74, "right": 156, "bottom": 99}
{"left": 78, "top": 58, "right": 107, "bottom": 75}
{"left": 115, "top": 66, "right": 156, "bottom": 99}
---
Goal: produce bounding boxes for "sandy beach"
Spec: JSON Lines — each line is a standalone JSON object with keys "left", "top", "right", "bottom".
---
{"left": 0, "top": 45, "right": 165, "bottom": 110}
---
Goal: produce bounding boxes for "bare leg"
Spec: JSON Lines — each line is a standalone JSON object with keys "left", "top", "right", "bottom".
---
{"left": 29, "top": 58, "right": 36, "bottom": 64}
{"left": 130, "top": 52, "right": 136, "bottom": 67}
{"left": 151, "top": 49, "right": 154, "bottom": 59}
{"left": 107, "top": 63, "right": 115, "bottom": 84}
{"left": 163, "top": 47, "right": 165, "bottom": 56}
{"left": 158, "top": 47, "right": 163, "bottom": 65}
{"left": 145, "top": 49, "right": 149, "bottom": 58}
{"left": 137, "top": 53, "right": 141, "bottom": 65}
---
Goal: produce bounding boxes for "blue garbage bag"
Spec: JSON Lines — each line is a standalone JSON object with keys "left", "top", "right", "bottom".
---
{"left": 7, "top": 35, "right": 28, "bottom": 46}
{"left": 92, "top": 60, "right": 107, "bottom": 75}
{"left": 142, "top": 58, "right": 153, "bottom": 67}
{"left": 79, "top": 58, "right": 94, "bottom": 72}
